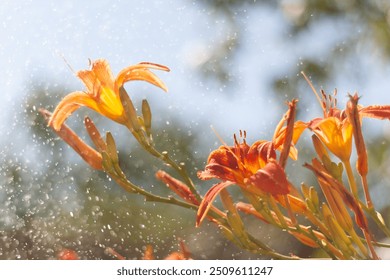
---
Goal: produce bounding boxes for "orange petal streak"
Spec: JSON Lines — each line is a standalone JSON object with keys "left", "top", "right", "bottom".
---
{"left": 196, "top": 181, "right": 233, "bottom": 227}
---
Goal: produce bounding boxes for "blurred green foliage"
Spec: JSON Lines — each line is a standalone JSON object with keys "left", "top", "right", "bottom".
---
{"left": 198, "top": 0, "right": 390, "bottom": 103}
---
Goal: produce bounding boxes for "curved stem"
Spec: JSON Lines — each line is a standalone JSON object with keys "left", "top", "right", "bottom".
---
{"left": 110, "top": 171, "right": 198, "bottom": 211}
{"left": 125, "top": 123, "right": 202, "bottom": 202}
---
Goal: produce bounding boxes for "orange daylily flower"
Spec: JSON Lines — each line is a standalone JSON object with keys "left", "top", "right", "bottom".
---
{"left": 198, "top": 138, "right": 277, "bottom": 188}
{"left": 49, "top": 59, "right": 170, "bottom": 131}
{"left": 306, "top": 88, "right": 352, "bottom": 162}
{"left": 196, "top": 137, "right": 289, "bottom": 226}
{"left": 310, "top": 116, "right": 353, "bottom": 162}
{"left": 198, "top": 101, "right": 304, "bottom": 190}
{"left": 307, "top": 85, "right": 390, "bottom": 162}
{"left": 196, "top": 102, "right": 306, "bottom": 226}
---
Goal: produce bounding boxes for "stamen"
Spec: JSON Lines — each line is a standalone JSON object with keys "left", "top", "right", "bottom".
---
{"left": 210, "top": 125, "right": 232, "bottom": 149}
{"left": 234, "top": 133, "right": 239, "bottom": 146}
{"left": 301, "top": 72, "right": 323, "bottom": 111}
{"left": 57, "top": 52, "right": 76, "bottom": 75}
{"left": 210, "top": 125, "right": 247, "bottom": 171}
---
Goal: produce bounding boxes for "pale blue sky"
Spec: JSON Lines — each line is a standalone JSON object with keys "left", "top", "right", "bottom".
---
{"left": 1, "top": 0, "right": 390, "bottom": 156}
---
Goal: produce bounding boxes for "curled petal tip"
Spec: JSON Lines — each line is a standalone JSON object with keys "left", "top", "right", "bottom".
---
{"left": 139, "top": 62, "right": 170, "bottom": 72}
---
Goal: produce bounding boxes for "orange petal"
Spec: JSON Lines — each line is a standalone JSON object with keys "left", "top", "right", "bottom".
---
{"left": 197, "top": 162, "right": 239, "bottom": 182}
{"left": 311, "top": 117, "right": 352, "bottom": 161}
{"left": 116, "top": 63, "right": 170, "bottom": 91}
{"left": 91, "top": 59, "right": 115, "bottom": 89}
{"left": 138, "top": 62, "right": 171, "bottom": 72}
{"left": 49, "top": 91, "right": 97, "bottom": 131}
{"left": 246, "top": 161, "right": 289, "bottom": 196}
{"left": 196, "top": 181, "right": 233, "bottom": 227}
{"left": 246, "top": 141, "right": 275, "bottom": 170}
{"left": 359, "top": 105, "right": 390, "bottom": 120}
{"left": 197, "top": 146, "right": 241, "bottom": 182}
{"left": 77, "top": 69, "right": 99, "bottom": 95}
{"left": 285, "top": 194, "right": 307, "bottom": 214}
{"left": 274, "top": 121, "right": 307, "bottom": 161}
{"left": 49, "top": 91, "right": 99, "bottom": 131}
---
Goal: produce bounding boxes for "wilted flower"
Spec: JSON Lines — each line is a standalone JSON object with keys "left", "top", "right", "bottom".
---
{"left": 49, "top": 59, "right": 169, "bottom": 131}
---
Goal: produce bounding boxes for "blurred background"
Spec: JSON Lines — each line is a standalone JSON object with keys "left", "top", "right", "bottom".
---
{"left": 1, "top": 0, "right": 390, "bottom": 259}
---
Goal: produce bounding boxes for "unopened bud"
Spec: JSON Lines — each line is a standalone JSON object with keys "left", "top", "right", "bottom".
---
{"left": 156, "top": 170, "right": 198, "bottom": 205}
{"left": 312, "top": 134, "right": 329, "bottom": 161}
{"left": 84, "top": 117, "right": 106, "bottom": 151}
{"left": 105, "top": 132, "right": 119, "bottom": 164}
{"left": 119, "top": 87, "right": 141, "bottom": 132}
{"left": 142, "top": 99, "right": 152, "bottom": 138}
{"left": 40, "top": 109, "right": 102, "bottom": 170}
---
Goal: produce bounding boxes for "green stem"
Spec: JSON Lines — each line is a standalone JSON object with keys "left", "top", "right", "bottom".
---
{"left": 348, "top": 229, "right": 370, "bottom": 258}
{"left": 343, "top": 160, "right": 359, "bottom": 199}
{"left": 106, "top": 157, "right": 227, "bottom": 226}
{"left": 125, "top": 123, "right": 202, "bottom": 203}
{"left": 110, "top": 172, "right": 198, "bottom": 211}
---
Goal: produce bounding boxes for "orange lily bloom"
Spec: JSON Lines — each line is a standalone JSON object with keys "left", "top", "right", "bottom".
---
{"left": 198, "top": 101, "right": 305, "bottom": 191}
{"left": 196, "top": 102, "right": 307, "bottom": 226}
{"left": 49, "top": 59, "right": 170, "bottom": 131}
{"left": 305, "top": 88, "right": 352, "bottom": 162}
{"left": 310, "top": 116, "right": 353, "bottom": 162}
{"left": 306, "top": 85, "right": 390, "bottom": 162}
{"left": 196, "top": 137, "right": 290, "bottom": 226}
